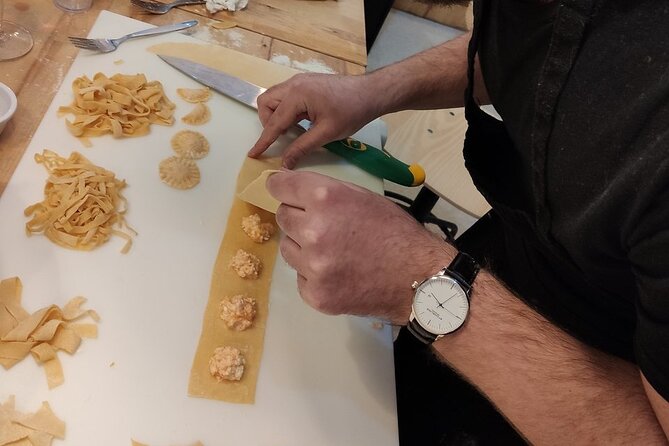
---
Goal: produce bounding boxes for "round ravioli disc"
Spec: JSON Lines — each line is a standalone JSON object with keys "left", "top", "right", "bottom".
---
{"left": 159, "top": 156, "right": 201, "bottom": 189}
{"left": 171, "top": 130, "right": 210, "bottom": 159}
{"left": 181, "top": 103, "right": 211, "bottom": 126}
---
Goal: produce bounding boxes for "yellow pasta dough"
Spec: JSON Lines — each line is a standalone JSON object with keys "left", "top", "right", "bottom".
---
{"left": 171, "top": 130, "right": 210, "bottom": 159}
{"left": 0, "top": 397, "right": 65, "bottom": 445}
{"left": 177, "top": 87, "right": 211, "bottom": 103}
{"left": 188, "top": 157, "right": 282, "bottom": 404}
{"left": 236, "top": 170, "right": 281, "bottom": 213}
{"left": 158, "top": 156, "right": 201, "bottom": 190}
{"left": 0, "top": 277, "right": 99, "bottom": 390}
{"left": 58, "top": 73, "right": 175, "bottom": 142}
{"left": 181, "top": 103, "right": 211, "bottom": 126}
{"left": 24, "top": 150, "right": 136, "bottom": 254}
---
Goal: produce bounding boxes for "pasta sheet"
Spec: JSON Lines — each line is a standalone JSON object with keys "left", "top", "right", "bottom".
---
{"left": 188, "top": 157, "right": 282, "bottom": 404}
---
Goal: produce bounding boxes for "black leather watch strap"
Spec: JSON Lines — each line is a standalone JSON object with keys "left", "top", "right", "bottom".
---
{"left": 407, "top": 319, "right": 438, "bottom": 344}
{"left": 446, "top": 252, "right": 479, "bottom": 290}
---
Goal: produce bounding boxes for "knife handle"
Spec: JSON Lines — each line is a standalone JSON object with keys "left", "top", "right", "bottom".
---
{"left": 323, "top": 138, "right": 425, "bottom": 187}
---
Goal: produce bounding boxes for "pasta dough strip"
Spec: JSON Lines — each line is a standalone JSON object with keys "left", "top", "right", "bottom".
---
{"left": 188, "top": 157, "right": 282, "bottom": 404}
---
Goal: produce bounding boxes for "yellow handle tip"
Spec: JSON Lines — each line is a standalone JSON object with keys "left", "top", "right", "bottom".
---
{"left": 409, "top": 164, "right": 426, "bottom": 186}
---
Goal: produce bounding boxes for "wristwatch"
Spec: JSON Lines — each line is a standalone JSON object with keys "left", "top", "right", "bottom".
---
{"left": 407, "top": 252, "right": 480, "bottom": 344}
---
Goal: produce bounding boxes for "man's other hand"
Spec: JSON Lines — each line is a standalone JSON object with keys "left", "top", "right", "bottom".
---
{"left": 266, "top": 170, "right": 455, "bottom": 324}
{"left": 248, "top": 73, "right": 382, "bottom": 169}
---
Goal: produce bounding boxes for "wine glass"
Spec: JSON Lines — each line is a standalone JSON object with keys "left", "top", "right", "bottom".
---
{"left": 0, "top": 0, "right": 33, "bottom": 61}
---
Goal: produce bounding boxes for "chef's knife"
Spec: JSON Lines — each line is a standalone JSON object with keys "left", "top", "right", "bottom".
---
{"left": 158, "top": 55, "right": 425, "bottom": 187}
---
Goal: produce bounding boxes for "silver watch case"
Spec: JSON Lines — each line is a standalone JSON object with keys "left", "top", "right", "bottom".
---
{"left": 409, "top": 269, "right": 471, "bottom": 339}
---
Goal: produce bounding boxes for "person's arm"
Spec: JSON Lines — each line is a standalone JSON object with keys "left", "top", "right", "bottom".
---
{"left": 249, "top": 32, "right": 487, "bottom": 167}
{"left": 265, "top": 170, "right": 669, "bottom": 444}
{"left": 438, "top": 270, "right": 668, "bottom": 444}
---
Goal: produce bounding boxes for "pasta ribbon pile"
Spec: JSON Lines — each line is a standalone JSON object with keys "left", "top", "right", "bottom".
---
{"left": 0, "top": 277, "right": 99, "bottom": 390}
{"left": 25, "top": 150, "right": 135, "bottom": 253}
{"left": 58, "top": 72, "right": 175, "bottom": 142}
{"left": 0, "top": 396, "right": 65, "bottom": 445}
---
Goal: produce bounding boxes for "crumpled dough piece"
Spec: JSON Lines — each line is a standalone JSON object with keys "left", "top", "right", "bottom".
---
{"left": 171, "top": 130, "right": 210, "bottom": 160}
{"left": 0, "top": 397, "right": 66, "bottom": 445}
{"left": 181, "top": 103, "right": 211, "bottom": 126}
{"left": 0, "top": 277, "right": 99, "bottom": 389}
{"left": 177, "top": 87, "right": 211, "bottom": 103}
{"left": 159, "top": 156, "right": 201, "bottom": 190}
{"left": 206, "top": 0, "right": 248, "bottom": 13}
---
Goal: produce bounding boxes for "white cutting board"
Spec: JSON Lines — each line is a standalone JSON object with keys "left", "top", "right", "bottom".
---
{"left": 0, "top": 11, "right": 398, "bottom": 446}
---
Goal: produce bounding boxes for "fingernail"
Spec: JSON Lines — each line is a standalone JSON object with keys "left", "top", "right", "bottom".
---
{"left": 282, "top": 157, "right": 295, "bottom": 169}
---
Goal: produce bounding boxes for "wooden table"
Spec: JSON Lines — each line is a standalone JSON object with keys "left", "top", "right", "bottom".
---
{"left": 0, "top": 0, "right": 366, "bottom": 197}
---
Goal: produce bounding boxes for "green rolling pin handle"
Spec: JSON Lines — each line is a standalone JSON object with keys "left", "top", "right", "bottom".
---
{"left": 323, "top": 137, "right": 426, "bottom": 187}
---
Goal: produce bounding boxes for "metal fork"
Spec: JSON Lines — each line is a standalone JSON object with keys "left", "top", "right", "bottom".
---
{"left": 130, "top": 0, "right": 206, "bottom": 14}
{"left": 68, "top": 20, "right": 198, "bottom": 53}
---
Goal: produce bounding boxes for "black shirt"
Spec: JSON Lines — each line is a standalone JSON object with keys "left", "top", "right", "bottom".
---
{"left": 470, "top": 0, "right": 669, "bottom": 400}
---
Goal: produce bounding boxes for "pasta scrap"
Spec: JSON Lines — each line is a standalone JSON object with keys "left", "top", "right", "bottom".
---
{"left": 159, "top": 156, "right": 201, "bottom": 190}
{"left": 58, "top": 72, "right": 175, "bottom": 141}
{"left": 171, "top": 130, "right": 210, "bottom": 159}
{"left": 181, "top": 103, "right": 211, "bottom": 125}
{"left": 24, "top": 150, "right": 136, "bottom": 254}
{"left": 0, "top": 397, "right": 65, "bottom": 445}
{"left": 177, "top": 87, "right": 211, "bottom": 103}
{"left": 0, "top": 277, "right": 99, "bottom": 390}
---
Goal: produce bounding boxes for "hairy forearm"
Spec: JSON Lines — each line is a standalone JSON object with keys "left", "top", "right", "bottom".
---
{"left": 364, "top": 32, "right": 488, "bottom": 113}
{"left": 435, "top": 270, "right": 667, "bottom": 444}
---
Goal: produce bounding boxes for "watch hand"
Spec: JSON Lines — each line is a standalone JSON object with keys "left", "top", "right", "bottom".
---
{"left": 429, "top": 293, "right": 443, "bottom": 308}
{"left": 442, "top": 306, "right": 462, "bottom": 321}
{"left": 438, "top": 293, "right": 458, "bottom": 307}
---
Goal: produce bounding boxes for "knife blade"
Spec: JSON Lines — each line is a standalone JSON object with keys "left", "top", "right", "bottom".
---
{"left": 158, "top": 55, "right": 425, "bottom": 187}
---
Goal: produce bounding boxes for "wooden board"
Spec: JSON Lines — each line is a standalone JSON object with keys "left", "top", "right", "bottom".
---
{"left": 383, "top": 108, "right": 491, "bottom": 218}
{"left": 0, "top": 11, "right": 397, "bottom": 446}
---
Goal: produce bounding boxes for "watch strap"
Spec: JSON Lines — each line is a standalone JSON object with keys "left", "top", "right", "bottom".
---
{"left": 407, "top": 319, "right": 438, "bottom": 344}
{"left": 445, "top": 252, "right": 479, "bottom": 289}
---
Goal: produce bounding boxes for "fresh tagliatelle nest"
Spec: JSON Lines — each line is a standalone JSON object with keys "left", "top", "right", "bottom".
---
{"left": 58, "top": 72, "right": 175, "bottom": 144}
{"left": 24, "top": 150, "right": 136, "bottom": 253}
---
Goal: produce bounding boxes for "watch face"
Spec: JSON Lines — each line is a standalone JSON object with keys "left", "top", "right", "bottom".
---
{"left": 413, "top": 276, "right": 469, "bottom": 335}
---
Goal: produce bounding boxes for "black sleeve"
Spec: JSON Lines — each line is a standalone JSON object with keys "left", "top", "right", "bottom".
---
{"left": 627, "top": 185, "right": 669, "bottom": 401}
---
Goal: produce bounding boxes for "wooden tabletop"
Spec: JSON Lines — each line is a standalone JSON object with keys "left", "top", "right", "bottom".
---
{"left": 0, "top": 0, "right": 366, "bottom": 197}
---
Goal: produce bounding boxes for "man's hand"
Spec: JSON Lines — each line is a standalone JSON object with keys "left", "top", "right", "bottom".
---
{"left": 266, "top": 170, "right": 455, "bottom": 323}
{"left": 248, "top": 73, "right": 383, "bottom": 169}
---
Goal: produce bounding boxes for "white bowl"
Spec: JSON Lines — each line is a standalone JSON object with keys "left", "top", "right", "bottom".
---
{"left": 0, "top": 82, "right": 17, "bottom": 136}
